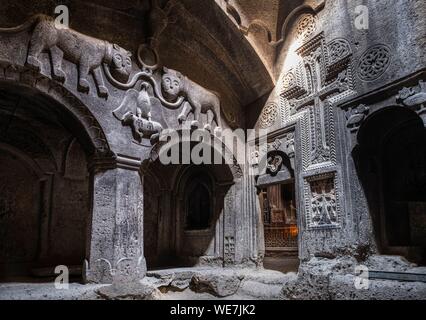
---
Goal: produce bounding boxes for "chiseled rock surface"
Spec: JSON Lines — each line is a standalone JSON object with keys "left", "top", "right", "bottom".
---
{"left": 1, "top": 261, "right": 425, "bottom": 300}
{"left": 95, "top": 281, "right": 162, "bottom": 300}
{"left": 329, "top": 274, "right": 426, "bottom": 300}
{"left": 0, "top": 282, "right": 106, "bottom": 300}
{"left": 282, "top": 256, "right": 426, "bottom": 300}
{"left": 146, "top": 267, "right": 294, "bottom": 299}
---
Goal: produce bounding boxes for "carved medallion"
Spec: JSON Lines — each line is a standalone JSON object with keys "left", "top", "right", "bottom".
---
{"left": 282, "top": 72, "right": 296, "bottom": 90}
{"left": 357, "top": 44, "right": 392, "bottom": 81}
{"left": 260, "top": 103, "right": 278, "bottom": 128}
{"left": 297, "top": 14, "right": 316, "bottom": 41}
{"left": 327, "top": 39, "right": 351, "bottom": 65}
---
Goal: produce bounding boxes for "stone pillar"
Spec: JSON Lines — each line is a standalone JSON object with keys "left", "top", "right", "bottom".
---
{"left": 84, "top": 155, "right": 146, "bottom": 284}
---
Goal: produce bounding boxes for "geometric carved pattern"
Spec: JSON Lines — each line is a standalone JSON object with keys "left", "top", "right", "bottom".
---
{"left": 282, "top": 72, "right": 296, "bottom": 90}
{"left": 260, "top": 103, "right": 279, "bottom": 128}
{"left": 297, "top": 14, "right": 316, "bottom": 41}
{"left": 357, "top": 44, "right": 392, "bottom": 81}
{"left": 265, "top": 226, "right": 298, "bottom": 248}
{"left": 327, "top": 39, "right": 352, "bottom": 65}
{"left": 305, "top": 172, "right": 340, "bottom": 229}
{"left": 224, "top": 236, "right": 235, "bottom": 265}
{"left": 274, "top": 26, "right": 354, "bottom": 231}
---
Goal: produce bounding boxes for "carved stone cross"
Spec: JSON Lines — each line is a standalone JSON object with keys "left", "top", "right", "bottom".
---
{"left": 282, "top": 33, "right": 353, "bottom": 167}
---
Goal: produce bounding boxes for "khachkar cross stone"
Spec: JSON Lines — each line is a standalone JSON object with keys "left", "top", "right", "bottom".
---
{"left": 281, "top": 32, "right": 355, "bottom": 170}
{"left": 280, "top": 32, "right": 355, "bottom": 229}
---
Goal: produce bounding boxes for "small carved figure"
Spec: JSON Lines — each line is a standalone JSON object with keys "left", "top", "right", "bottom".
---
{"left": 113, "top": 83, "right": 163, "bottom": 144}
{"left": 123, "top": 109, "right": 163, "bottom": 145}
{"left": 267, "top": 154, "right": 283, "bottom": 174}
{"left": 0, "top": 14, "right": 132, "bottom": 97}
{"left": 346, "top": 104, "right": 370, "bottom": 129}
{"left": 161, "top": 67, "right": 223, "bottom": 132}
{"left": 397, "top": 80, "right": 426, "bottom": 108}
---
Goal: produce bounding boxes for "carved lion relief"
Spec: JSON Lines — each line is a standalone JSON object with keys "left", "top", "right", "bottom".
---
{"left": 0, "top": 14, "right": 132, "bottom": 98}
{"left": 161, "top": 67, "right": 222, "bottom": 132}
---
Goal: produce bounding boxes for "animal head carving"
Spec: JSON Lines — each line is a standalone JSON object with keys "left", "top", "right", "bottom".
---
{"left": 161, "top": 67, "right": 183, "bottom": 100}
{"left": 110, "top": 43, "right": 133, "bottom": 83}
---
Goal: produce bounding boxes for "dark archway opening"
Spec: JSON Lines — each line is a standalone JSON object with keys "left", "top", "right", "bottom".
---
{"left": 257, "top": 151, "right": 299, "bottom": 273}
{"left": 185, "top": 174, "right": 213, "bottom": 231}
{"left": 354, "top": 107, "right": 426, "bottom": 265}
{"left": 0, "top": 85, "right": 94, "bottom": 282}
{"left": 143, "top": 142, "right": 235, "bottom": 270}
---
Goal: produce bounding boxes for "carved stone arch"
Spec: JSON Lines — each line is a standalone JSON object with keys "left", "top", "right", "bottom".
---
{"left": 141, "top": 162, "right": 168, "bottom": 191}
{"left": 172, "top": 164, "right": 217, "bottom": 200}
{"left": 353, "top": 105, "right": 426, "bottom": 264}
{"left": 0, "top": 143, "right": 47, "bottom": 179}
{"left": 63, "top": 137, "right": 89, "bottom": 180}
{"left": 0, "top": 66, "right": 111, "bottom": 156}
{"left": 279, "top": 3, "right": 324, "bottom": 43}
{"left": 356, "top": 105, "right": 423, "bottom": 150}
{"left": 0, "top": 142, "right": 55, "bottom": 273}
{"left": 173, "top": 165, "right": 218, "bottom": 230}
{"left": 148, "top": 130, "right": 243, "bottom": 182}
{"left": 0, "top": 120, "right": 58, "bottom": 172}
{"left": 257, "top": 149, "right": 294, "bottom": 188}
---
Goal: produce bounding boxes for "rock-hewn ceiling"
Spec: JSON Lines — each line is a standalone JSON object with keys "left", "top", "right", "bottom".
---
{"left": 0, "top": 0, "right": 324, "bottom": 115}
{"left": 215, "top": 0, "right": 325, "bottom": 72}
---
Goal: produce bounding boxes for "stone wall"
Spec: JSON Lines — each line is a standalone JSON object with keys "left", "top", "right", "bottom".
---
{"left": 249, "top": 0, "right": 425, "bottom": 264}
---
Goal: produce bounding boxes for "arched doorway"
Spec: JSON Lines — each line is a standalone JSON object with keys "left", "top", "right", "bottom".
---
{"left": 0, "top": 85, "right": 96, "bottom": 281}
{"left": 257, "top": 151, "right": 299, "bottom": 273}
{"left": 143, "top": 140, "right": 237, "bottom": 270}
{"left": 354, "top": 106, "right": 426, "bottom": 264}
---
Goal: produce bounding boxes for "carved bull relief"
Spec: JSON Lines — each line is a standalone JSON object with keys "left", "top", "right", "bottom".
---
{"left": 0, "top": 14, "right": 132, "bottom": 98}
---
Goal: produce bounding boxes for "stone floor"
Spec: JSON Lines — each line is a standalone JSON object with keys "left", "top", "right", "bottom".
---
{"left": 0, "top": 267, "right": 295, "bottom": 300}
{"left": 263, "top": 257, "right": 299, "bottom": 273}
{"left": 0, "top": 256, "right": 425, "bottom": 300}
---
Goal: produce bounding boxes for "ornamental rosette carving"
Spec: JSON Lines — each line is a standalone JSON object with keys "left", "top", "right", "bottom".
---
{"left": 357, "top": 44, "right": 392, "bottom": 81}
{"left": 260, "top": 103, "right": 279, "bottom": 128}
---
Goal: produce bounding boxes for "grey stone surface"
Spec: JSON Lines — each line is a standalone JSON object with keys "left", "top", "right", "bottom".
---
{"left": 2, "top": 266, "right": 424, "bottom": 300}
{"left": 0, "top": 0, "right": 424, "bottom": 300}
{"left": 96, "top": 281, "right": 162, "bottom": 300}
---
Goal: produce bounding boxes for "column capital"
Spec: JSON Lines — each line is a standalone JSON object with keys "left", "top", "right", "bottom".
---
{"left": 88, "top": 153, "right": 142, "bottom": 173}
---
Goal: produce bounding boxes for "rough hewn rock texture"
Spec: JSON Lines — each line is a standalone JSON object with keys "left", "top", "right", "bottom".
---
{"left": 0, "top": 0, "right": 424, "bottom": 300}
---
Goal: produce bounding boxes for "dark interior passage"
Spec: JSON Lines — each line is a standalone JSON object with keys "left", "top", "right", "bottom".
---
{"left": 355, "top": 107, "right": 426, "bottom": 264}
{"left": 259, "top": 182, "right": 299, "bottom": 273}
{"left": 0, "top": 87, "right": 91, "bottom": 281}
{"left": 143, "top": 142, "right": 235, "bottom": 270}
